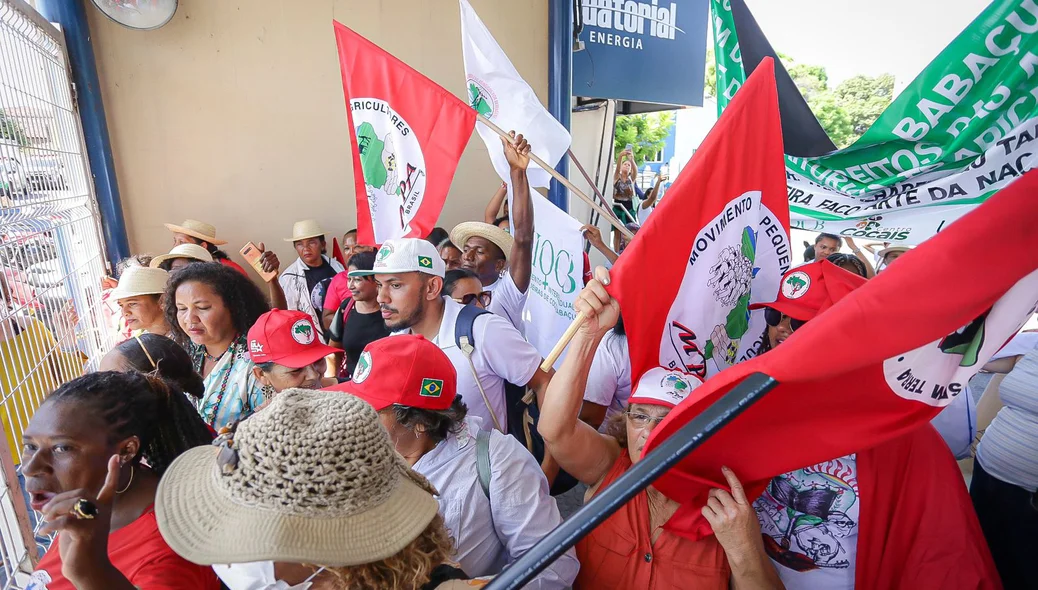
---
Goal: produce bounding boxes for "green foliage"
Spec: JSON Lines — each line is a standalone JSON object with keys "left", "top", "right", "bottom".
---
{"left": 0, "top": 109, "right": 28, "bottom": 147}
{"left": 703, "top": 48, "right": 894, "bottom": 148}
{"left": 614, "top": 112, "right": 675, "bottom": 165}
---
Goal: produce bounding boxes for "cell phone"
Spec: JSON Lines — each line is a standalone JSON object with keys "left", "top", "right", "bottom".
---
{"left": 240, "top": 242, "right": 277, "bottom": 282}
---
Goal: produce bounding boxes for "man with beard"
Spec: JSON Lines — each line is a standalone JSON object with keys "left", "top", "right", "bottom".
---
{"left": 352, "top": 238, "right": 551, "bottom": 433}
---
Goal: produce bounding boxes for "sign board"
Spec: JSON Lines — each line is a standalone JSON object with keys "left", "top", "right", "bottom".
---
{"left": 574, "top": 0, "right": 708, "bottom": 107}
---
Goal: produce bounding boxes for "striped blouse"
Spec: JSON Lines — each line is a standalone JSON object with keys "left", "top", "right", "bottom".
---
{"left": 976, "top": 347, "right": 1038, "bottom": 492}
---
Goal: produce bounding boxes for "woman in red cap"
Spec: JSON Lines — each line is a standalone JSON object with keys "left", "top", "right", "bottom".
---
{"left": 247, "top": 309, "right": 339, "bottom": 396}
{"left": 538, "top": 270, "right": 782, "bottom": 590}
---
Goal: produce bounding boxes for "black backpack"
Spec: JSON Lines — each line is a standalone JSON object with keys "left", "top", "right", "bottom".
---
{"left": 454, "top": 304, "right": 578, "bottom": 496}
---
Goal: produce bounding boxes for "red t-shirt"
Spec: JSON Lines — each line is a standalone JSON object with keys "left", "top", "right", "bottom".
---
{"left": 323, "top": 272, "right": 352, "bottom": 312}
{"left": 219, "top": 257, "right": 250, "bottom": 278}
{"left": 28, "top": 506, "right": 219, "bottom": 590}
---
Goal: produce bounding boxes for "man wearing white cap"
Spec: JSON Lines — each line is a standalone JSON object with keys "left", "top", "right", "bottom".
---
{"left": 353, "top": 238, "right": 552, "bottom": 433}
{"left": 278, "top": 219, "right": 344, "bottom": 337}
{"left": 163, "top": 218, "right": 249, "bottom": 277}
{"left": 451, "top": 133, "right": 535, "bottom": 332}
{"left": 109, "top": 266, "right": 172, "bottom": 337}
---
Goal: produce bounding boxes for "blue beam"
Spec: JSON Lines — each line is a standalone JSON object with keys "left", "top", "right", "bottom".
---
{"left": 37, "top": 0, "right": 130, "bottom": 268}
{"left": 547, "top": 0, "right": 572, "bottom": 212}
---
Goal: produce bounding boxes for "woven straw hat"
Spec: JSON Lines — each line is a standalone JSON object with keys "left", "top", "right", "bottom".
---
{"left": 284, "top": 219, "right": 327, "bottom": 243}
{"left": 149, "top": 243, "right": 214, "bottom": 268}
{"left": 451, "top": 222, "right": 513, "bottom": 262}
{"left": 155, "top": 388, "right": 440, "bottom": 566}
{"left": 163, "top": 219, "right": 227, "bottom": 246}
{"left": 110, "top": 266, "right": 169, "bottom": 301}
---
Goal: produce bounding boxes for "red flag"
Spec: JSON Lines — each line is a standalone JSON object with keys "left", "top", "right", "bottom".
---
{"left": 331, "top": 237, "right": 346, "bottom": 268}
{"left": 334, "top": 22, "right": 475, "bottom": 245}
{"left": 634, "top": 172, "right": 1038, "bottom": 588}
{"left": 609, "top": 58, "right": 792, "bottom": 387}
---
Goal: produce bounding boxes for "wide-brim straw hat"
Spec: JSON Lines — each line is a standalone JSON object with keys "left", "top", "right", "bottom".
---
{"left": 877, "top": 244, "right": 912, "bottom": 259}
{"left": 155, "top": 389, "right": 440, "bottom": 567}
{"left": 149, "top": 243, "right": 214, "bottom": 268}
{"left": 284, "top": 219, "right": 327, "bottom": 243}
{"left": 163, "top": 219, "right": 227, "bottom": 246}
{"left": 109, "top": 266, "right": 169, "bottom": 301}
{"left": 451, "top": 222, "right": 513, "bottom": 262}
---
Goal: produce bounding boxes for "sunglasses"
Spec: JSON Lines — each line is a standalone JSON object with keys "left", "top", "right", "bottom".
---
{"left": 457, "top": 291, "right": 492, "bottom": 308}
{"left": 764, "top": 307, "right": 807, "bottom": 331}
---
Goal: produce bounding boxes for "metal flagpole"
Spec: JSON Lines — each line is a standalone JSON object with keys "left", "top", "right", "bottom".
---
{"left": 483, "top": 372, "right": 780, "bottom": 590}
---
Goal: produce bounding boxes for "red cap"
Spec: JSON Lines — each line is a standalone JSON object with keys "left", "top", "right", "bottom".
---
{"left": 247, "top": 310, "right": 340, "bottom": 368}
{"left": 327, "top": 335, "right": 457, "bottom": 411}
{"left": 749, "top": 260, "right": 867, "bottom": 321}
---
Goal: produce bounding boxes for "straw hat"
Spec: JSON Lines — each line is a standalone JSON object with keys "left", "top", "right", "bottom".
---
{"left": 149, "top": 244, "right": 214, "bottom": 268}
{"left": 877, "top": 244, "right": 912, "bottom": 259}
{"left": 155, "top": 388, "right": 440, "bottom": 566}
{"left": 450, "top": 222, "right": 513, "bottom": 262}
{"left": 109, "top": 266, "right": 169, "bottom": 301}
{"left": 163, "top": 219, "right": 227, "bottom": 246}
{"left": 284, "top": 219, "right": 327, "bottom": 243}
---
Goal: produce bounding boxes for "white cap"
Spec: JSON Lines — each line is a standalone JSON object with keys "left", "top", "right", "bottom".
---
{"left": 349, "top": 238, "right": 445, "bottom": 279}
{"left": 629, "top": 367, "right": 703, "bottom": 409}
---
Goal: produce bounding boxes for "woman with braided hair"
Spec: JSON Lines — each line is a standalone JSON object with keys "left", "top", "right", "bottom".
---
{"left": 22, "top": 371, "right": 218, "bottom": 590}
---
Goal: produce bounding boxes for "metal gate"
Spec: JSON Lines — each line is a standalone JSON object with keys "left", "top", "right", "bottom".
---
{"left": 0, "top": 0, "right": 116, "bottom": 586}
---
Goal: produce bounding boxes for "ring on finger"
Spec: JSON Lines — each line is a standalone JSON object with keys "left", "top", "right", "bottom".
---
{"left": 70, "top": 498, "right": 98, "bottom": 520}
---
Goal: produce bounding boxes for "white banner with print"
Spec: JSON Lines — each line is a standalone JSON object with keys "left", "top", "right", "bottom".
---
{"left": 522, "top": 192, "right": 585, "bottom": 368}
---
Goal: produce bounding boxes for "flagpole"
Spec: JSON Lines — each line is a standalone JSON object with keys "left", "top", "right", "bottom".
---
{"left": 476, "top": 113, "right": 635, "bottom": 240}
{"left": 540, "top": 310, "right": 587, "bottom": 371}
{"left": 483, "top": 372, "right": 780, "bottom": 590}
{"left": 566, "top": 148, "right": 628, "bottom": 230}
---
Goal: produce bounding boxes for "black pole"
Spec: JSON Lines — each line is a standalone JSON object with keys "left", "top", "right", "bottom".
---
{"left": 485, "top": 372, "right": 778, "bottom": 589}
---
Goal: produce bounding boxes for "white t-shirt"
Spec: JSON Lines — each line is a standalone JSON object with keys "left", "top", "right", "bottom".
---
{"left": 637, "top": 202, "right": 653, "bottom": 226}
{"left": 753, "top": 454, "right": 859, "bottom": 590}
{"left": 394, "top": 297, "right": 540, "bottom": 432}
{"left": 486, "top": 271, "right": 528, "bottom": 333}
{"left": 413, "top": 417, "right": 578, "bottom": 586}
{"left": 582, "top": 330, "right": 631, "bottom": 431}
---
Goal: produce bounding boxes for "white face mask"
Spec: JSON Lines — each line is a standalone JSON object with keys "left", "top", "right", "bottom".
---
{"left": 213, "top": 562, "right": 325, "bottom": 590}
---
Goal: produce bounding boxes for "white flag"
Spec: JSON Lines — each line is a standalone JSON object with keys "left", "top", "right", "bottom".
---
{"left": 521, "top": 192, "right": 585, "bottom": 367}
{"left": 460, "top": 0, "right": 571, "bottom": 188}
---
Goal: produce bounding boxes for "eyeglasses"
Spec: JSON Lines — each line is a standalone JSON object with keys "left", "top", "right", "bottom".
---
{"left": 764, "top": 307, "right": 806, "bottom": 331}
{"left": 625, "top": 410, "right": 667, "bottom": 429}
{"left": 457, "top": 291, "right": 492, "bottom": 308}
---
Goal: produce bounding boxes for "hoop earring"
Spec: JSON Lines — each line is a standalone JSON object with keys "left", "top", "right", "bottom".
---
{"left": 116, "top": 464, "right": 135, "bottom": 494}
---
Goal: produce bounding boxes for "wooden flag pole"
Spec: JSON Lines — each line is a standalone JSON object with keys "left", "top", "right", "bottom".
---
{"left": 476, "top": 113, "right": 635, "bottom": 241}
{"left": 540, "top": 310, "right": 587, "bottom": 371}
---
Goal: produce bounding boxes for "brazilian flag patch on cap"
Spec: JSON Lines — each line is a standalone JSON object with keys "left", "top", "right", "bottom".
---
{"left": 418, "top": 256, "right": 433, "bottom": 269}
{"left": 420, "top": 378, "right": 444, "bottom": 397}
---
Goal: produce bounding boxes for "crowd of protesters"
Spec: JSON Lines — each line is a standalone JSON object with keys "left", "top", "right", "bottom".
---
{"left": 8, "top": 134, "right": 1033, "bottom": 590}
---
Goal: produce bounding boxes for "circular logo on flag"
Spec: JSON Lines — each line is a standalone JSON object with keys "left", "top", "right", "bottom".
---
{"left": 781, "top": 271, "right": 812, "bottom": 300}
{"left": 466, "top": 75, "right": 497, "bottom": 119}
{"left": 350, "top": 98, "right": 426, "bottom": 237}
{"left": 290, "top": 319, "right": 316, "bottom": 345}
{"left": 353, "top": 351, "right": 373, "bottom": 384}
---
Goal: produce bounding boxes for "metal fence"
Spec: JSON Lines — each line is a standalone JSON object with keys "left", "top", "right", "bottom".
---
{"left": 0, "top": 0, "right": 114, "bottom": 586}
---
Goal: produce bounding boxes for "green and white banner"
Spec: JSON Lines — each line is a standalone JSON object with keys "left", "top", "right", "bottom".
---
{"left": 712, "top": 0, "right": 1038, "bottom": 243}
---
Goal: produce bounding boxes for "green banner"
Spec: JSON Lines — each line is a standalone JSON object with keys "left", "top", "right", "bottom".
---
{"left": 711, "top": 0, "right": 1038, "bottom": 242}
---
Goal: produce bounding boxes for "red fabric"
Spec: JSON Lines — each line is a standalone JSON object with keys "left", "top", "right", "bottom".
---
{"left": 748, "top": 260, "right": 867, "bottom": 320}
{"left": 854, "top": 425, "right": 1001, "bottom": 589}
{"left": 218, "top": 257, "right": 249, "bottom": 278}
{"left": 247, "top": 309, "right": 339, "bottom": 367}
{"left": 323, "top": 272, "right": 352, "bottom": 312}
{"left": 640, "top": 167, "right": 1038, "bottom": 542}
{"left": 582, "top": 251, "right": 592, "bottom": 286}
{"left": 329, "top": 334, "right": 456, "bottom": 411}
{"left": 574, "top": 453, "right": 729, "bottom": 589}
{"left": 333, "top": 21, "right": 475, "bottom": 245}
{"left": 332, "top": 237, "right": 347, "bottom": 268}
{"left": 608, "top": 58, "right": 788, "bottom": 391}
{"left": 32, "top": 507, "right": 219, "bottom": 590}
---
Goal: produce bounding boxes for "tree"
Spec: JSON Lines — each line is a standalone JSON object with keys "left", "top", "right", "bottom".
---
{"left": 614, "top": 112, "right": 675, "bottom": 166}
{"left": 835, "top": 74, "right": 895, "bottom": 137}
{"left": 0, "top": 109, "right": 28, "bottom": 146}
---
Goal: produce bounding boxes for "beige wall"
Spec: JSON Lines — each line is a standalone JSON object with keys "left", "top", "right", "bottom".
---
{"left": 87, "top": 0, "right": 549, "bottom": 272}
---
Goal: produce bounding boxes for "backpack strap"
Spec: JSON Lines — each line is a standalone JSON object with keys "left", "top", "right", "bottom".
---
{"left": 475, "top": 428, "right": 492, "bottom": 501}
{"left": 328, "top": 296, "right": 355, "bottom": 343}
{"left": 454, "top": 305, "right": 504, "bottom": 432}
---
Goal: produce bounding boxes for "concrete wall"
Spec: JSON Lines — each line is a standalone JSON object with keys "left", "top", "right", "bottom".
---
{"left": 87, "top": 0, "right": 549, "bottom": 271}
